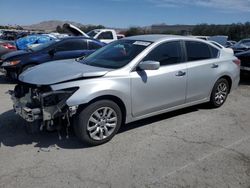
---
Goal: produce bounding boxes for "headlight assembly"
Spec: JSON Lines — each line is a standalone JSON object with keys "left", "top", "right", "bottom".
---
{"left": 41, "top": 87, "right": 79, "bottom": 107}
{"left": 2, "top": 60, "right": 21, "bottom": 66}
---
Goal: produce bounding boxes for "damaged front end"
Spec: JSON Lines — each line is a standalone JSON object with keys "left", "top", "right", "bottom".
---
{"left": 10, "top": 83, "right": 79, "bottom": 134}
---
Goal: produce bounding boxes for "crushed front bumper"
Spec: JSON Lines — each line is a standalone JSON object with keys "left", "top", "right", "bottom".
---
{"left": 13, "top": 104, "right": 41, "bottom": 122}
{"left": 11, "top": 93, "right": 42, "bottom": 122}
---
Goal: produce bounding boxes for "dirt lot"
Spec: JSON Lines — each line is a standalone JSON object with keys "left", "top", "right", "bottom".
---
{"left": 0, "top": 73, "right": 250, "bottom": 188}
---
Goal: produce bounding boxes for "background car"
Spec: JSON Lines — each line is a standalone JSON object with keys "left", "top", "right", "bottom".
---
{"left": 232, "top": 38, "right": 250, "bottom": 53}
{"left": 225, "top": 40, "right": 237, "bottom": 48}
{"left": 0, "top": 40, "right": 17, "bottom": 58}
{"left": 235, "top": 50, "right": 250, "bottom": 72}
{"left": 15, "top": 34, "right": 57, "bottom": 50}
{"left": 0, "top": 30, "right": 18, "bottom": 40}
{"left": 0, "top": 37, "right": 105, "bottom": 79}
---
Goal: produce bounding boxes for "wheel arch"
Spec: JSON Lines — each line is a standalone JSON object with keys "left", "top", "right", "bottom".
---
{"left": 78, "top": 95, "right": 127, "bottom": 125}
{"left": 218, "top": 75, "right": 232, "bottom": 93}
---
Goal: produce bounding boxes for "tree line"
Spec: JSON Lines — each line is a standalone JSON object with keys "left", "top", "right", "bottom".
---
{"left": 124, "top": 22, "right": 250, "bottom": 41}
{"left": 192, "top": 22, "right": 250, "bottom": 41}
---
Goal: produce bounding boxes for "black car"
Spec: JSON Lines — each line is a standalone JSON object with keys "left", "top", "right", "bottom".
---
{"left": 0, "top": 37, "right": 105, "bottom": 79}
{"left": 232, "top": 38, "right": 250, "bottom": 54}
{"left": 235, "top": 50, "right": 250, "bottom": 73}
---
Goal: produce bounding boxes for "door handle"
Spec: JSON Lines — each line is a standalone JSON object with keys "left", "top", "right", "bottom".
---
{"left": 176, "top": 71, "right": 186, "bottom": 77}
{"left": 211, "top": 64, "right": 219, "bottom": 68}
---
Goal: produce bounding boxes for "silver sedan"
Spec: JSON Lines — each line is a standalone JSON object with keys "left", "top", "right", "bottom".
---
{"left": 11, "top": 35, "right": 240, "bottom": 145}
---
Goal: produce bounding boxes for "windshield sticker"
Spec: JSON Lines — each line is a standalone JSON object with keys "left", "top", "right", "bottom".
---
{"left": 133, "top": 41, "right": 151, "bottom": 46}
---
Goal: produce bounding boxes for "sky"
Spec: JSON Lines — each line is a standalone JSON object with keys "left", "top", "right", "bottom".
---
{"left": 0, "top": 0, "right": 250, "bottom": 28}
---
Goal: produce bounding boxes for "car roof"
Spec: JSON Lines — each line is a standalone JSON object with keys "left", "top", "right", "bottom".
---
{"left": 124, "top": 34, "right": 190, "bottom": 42}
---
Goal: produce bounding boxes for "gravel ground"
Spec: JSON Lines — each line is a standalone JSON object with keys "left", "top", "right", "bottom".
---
{"left": 0, "top": 73, "right": 250, "bottom": 188}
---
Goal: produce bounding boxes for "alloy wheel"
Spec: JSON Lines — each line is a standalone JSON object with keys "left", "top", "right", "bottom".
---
{"left": 87, "top": 107, "right": 118, "bottom": 141}
{"left": 214, "top": 82, "right": 228, "bottom": 105}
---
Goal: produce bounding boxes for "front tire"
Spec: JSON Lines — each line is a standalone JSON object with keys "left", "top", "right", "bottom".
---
{"left": 209, "top": 78, "right": 229, "bottom": 108}
{"left": 74, "top": 100, "right": 122, "bottom": 146}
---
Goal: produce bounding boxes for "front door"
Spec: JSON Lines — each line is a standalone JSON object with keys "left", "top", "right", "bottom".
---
{"left": 130, "top": 41, "right": 187, "bottom": 117}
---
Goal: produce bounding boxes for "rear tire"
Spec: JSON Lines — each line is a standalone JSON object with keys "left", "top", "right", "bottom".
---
{"left": 74, "top": 100, "right": 122, "bottom": 146}
{"left": 209, "top": 78, "right": 229, "bottom": 108}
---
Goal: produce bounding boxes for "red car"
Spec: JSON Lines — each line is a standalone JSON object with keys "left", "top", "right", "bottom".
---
{"left": 0, "top": 40, "right": 17, "bottom": 58}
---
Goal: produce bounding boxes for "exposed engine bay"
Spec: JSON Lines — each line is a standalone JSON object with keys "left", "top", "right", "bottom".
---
{"left": 10, "top": 83, "right": 79, "bottom": 138}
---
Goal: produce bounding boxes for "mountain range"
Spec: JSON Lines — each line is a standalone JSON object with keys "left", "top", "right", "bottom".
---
{"left": 22, "top": 20, "right": 85, "bottom": 31}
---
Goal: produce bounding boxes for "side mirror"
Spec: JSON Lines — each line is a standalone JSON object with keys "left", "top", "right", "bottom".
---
{"left": 75, "top": 55, "right": 86, "bottom": 62}
{"left": 48, "top": 49, "right": 56, "bottom": 56}
{"left": 138, "top": 61, "right": 160, "bottom": 70}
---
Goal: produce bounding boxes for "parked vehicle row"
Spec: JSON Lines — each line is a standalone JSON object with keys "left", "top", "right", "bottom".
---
{"left": 232, "top": 38, "right": 250, "bottom": 53}
{"left": 9, "top": 35, "right": 240, "bottom": 146}
{"left": 0, "top": 37, "right": 105, "bottom": 79}
{"left": 231, "top": 39, "right": 250, "bottom": 73}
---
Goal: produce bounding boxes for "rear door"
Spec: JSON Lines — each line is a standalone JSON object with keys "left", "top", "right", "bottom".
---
{"left": 130, "top": 41, "right": 187, "bottom": 117}
{"left": 184, "top": 40, "right": 220, "bottom": 103}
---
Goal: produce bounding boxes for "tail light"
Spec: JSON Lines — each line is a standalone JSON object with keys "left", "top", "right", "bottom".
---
{"left": 233, "top": 59, "right": 241, "bottom": 66}
{"left": 0, "top": 43, "right": 17, "bottom": 50}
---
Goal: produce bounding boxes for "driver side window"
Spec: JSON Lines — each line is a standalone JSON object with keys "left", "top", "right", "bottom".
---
{"left": 143, "top": 41, "right": 183, "bottom": 66}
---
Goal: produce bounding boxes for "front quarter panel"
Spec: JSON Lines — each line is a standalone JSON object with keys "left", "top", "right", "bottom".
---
{"left": 50, "top": 76, "right": 131, "bottom": 115}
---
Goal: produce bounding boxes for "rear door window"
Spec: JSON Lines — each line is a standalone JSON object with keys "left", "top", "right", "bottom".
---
{"left": 56, "top": 40, "right": 87, "bottom": 51}
{"left": 185, "top": 41, "right": 212, "bottom": 61}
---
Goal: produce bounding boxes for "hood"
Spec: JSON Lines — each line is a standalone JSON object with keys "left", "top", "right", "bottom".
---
{"left": 2, "top": 50, "right": 30, "bottom": 60}
{"left": 19, "top": 59, "right": 111, "bottom": 85}
{"left": 63, "top": 23, "right": 89, "bottom": 38}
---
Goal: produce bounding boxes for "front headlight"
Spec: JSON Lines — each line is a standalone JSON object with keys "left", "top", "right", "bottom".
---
{"left": 2, "top": 60, "right": 21, "bottom": 67}
{"left": 41, "top": 87, "right": 79, "bottom": 107}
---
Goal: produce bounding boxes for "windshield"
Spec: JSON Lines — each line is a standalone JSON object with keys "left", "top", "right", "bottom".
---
{"left": 82, "top": 40, "right": 152, "bottom": 69}
{"left": 30, "top": 40, "right": 57, "bottom": 51}
{"left": 87, "top": 30, "right": 100, "bottom": 38}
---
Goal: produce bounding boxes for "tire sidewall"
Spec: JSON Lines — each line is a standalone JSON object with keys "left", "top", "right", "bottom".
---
{"left": 74, "top": 100, "right": 122, "bottom": 146}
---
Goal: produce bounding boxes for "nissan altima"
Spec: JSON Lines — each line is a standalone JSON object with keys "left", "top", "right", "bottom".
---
{"left": 10, "top": 35, "right": 240, "bottom": 146}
